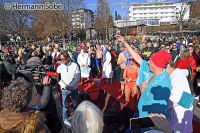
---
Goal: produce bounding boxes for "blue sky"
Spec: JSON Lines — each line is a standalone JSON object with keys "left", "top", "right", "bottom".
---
{"left": 84, "top": 0, "right": 180, "bottom": 17}
{"left": 84, "top": 0, "right": 145, "bottom": 16}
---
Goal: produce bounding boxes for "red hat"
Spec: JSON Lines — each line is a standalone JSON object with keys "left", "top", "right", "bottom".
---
{"left": 150, "top": 50, "right": 172, "bottom": 69}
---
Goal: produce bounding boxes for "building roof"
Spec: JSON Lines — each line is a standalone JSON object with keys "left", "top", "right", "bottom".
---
{"left": 129, "top": 2, "right": 186, "bottom": 7}
{"left": 116, "top": 24, "right": 146, "bottom": 29}
{"left": 70, "top": 8, "right": 94, "bottom": 14}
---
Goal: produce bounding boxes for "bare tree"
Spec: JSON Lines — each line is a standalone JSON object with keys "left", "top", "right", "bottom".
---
{"left": 94, "top": 0, "right": 113, "bottom": 40}
{"left": 32, "top": 0, "right": 84, "bottom": 43}
{"left": 0, "top": 0, "right": 31, "bottom": 39}
{"left": 190, "top": 0, "right": 200, "bottom": 19}
{"left": 177, "top": 0, "right": 190, "bottom": 31}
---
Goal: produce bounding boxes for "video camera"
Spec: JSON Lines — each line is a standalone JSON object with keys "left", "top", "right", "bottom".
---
{"left": 19, "top": 64, "right": 60, "bottom": 86}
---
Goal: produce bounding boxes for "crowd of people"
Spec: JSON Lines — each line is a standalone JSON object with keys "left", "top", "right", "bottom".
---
{"left": 0, "top": 34, "right": 200, "bottom": 133}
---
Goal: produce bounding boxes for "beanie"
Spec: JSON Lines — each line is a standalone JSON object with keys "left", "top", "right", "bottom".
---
{"left": 150, "top": 50, "right": 172, "bottom": 69}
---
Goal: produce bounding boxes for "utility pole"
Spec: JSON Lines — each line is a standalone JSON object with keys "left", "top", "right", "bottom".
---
{"left": 106, "top": 0, "right": 109, "bottom": 41}
{"left": 121, "top": 0, "right": 126, "bottom": 20}
{"left": 121, "top": 0, "right": 127, "bottom": 36}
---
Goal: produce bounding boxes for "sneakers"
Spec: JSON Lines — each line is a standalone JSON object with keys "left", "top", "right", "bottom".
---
{"left": 64, "top": 119, "right": 71, "bottom": 129}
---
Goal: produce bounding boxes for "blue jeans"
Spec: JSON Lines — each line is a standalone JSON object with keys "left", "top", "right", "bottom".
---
{"left": 61, "top": 89, "right": 79, "bottom": 121}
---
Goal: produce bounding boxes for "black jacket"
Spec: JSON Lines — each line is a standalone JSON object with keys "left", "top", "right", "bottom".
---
{"left": 0, "top": 61, "right": 10, "bottom": 83}
{"left": 170, "top": 49, "right": 179, "bottom": 61}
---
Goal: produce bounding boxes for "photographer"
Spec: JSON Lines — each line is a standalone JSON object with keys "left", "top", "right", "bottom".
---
{"left": 23, "top": 50, "right": 61, "bottom": 110}
{"left": 14, "top": 70, "right": 50, "bottom": 110}
{"left": 0, "top": 76, "right": 50, "bottom": 133}
{"left": 17, "top": 69, "right": 62, "bottom": 132}
{"left": 26, "top": 51, "right": 42, "bottom": 67}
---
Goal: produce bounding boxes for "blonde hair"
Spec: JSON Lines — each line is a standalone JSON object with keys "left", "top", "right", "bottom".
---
{"left": 180, "top": 49, "right": 190, "bottom": 59}
{"left": 71, "top": 101, "right": 104, "bottom": 133}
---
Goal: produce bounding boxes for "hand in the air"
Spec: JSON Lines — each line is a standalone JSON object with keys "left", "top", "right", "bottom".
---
{"left": 115, "top": 35, "right": 125, "bottom": 43}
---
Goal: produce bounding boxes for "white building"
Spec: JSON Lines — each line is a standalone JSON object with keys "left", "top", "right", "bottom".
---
{"left": 71, "top": 8, "right": 94, "bottom": 29}
{"left": 129, "top": 2, "right": 190, "bottom": 26}
{"left": 114, "top": 20, "right": 136, "bottom": 28}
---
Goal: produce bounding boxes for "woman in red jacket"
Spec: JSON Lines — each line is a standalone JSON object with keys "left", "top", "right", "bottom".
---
{"left": 175, "top": 47, "right": 197, "bottom": 94}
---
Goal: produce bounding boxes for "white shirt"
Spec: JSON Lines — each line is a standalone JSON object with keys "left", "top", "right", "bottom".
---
{"left": 77, "top": 53, "right": 90, "bottom": 67}
{"left": 57, "top": 62, "right": 80, "bottom": 90}
{"left": 77, "top": 52, "right": 91, "bottom": 78}
{"left": 169, "top": 68, "right": 193, "bottom": 133}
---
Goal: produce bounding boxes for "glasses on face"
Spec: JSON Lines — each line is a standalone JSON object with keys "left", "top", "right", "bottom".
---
{"left": 165, "top": 47, "right": 170, "bottom": 50}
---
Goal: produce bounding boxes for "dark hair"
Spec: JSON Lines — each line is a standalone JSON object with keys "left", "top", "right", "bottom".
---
{"left": 32, "top": 51, "right": 39, "bottom": 57}
{"left": 1, "top": 77, "right": 33, "bottom": 111}
{"left": 165, "top": 43, "right": 171, "bottom": 47}
{"left": 146, "top": 39, "right": 152, "bottom": 43}
{"left": 62, "top": 51, "right": 71, "bottom": 59}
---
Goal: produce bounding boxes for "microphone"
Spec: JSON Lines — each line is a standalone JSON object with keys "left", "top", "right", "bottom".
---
{"left": 46, "top": 71, "right": 60, "bottom": 77}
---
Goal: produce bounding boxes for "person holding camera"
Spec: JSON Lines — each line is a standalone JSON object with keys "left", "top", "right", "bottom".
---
{"left": 21, "top": 45, "right": 63, "bottom": 130}
{"left": 56, "top": 52, "right": 81, "bottom": 126}
{"left": 0, "top": 76, "right": 50, "bottom": 133}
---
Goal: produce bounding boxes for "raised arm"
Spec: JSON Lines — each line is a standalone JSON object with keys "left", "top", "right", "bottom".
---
{"left": 115, "top": 35, "right": 142, "bottom": 65}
